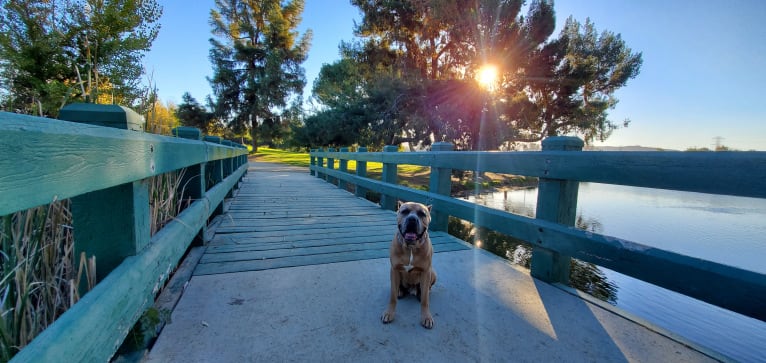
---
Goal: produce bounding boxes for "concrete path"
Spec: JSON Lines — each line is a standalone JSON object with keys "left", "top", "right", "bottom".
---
{"left": 145, "top": 162, "right": 719, "bottom": 362}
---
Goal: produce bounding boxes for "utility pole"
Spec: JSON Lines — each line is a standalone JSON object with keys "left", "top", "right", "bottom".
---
{"left": 712, "top": 136, "right": 724, "bottom": 150}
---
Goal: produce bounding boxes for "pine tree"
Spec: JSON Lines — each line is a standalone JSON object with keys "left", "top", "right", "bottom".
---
{"left": 208, "top": 0, "right": 311, "bottom": 150}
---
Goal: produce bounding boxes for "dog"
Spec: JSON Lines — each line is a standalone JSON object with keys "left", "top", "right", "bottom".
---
{"left": 381, "top": 201, "right": 437, "bottom": 329}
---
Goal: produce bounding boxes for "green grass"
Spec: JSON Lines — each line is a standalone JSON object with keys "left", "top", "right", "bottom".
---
{"left": 254, "top": 147, "right": 430, "bottom": 176}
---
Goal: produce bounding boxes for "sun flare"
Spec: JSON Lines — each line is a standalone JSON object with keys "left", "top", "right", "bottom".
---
{"left": 476, "top": 64, "right": 499, "bottom": 91}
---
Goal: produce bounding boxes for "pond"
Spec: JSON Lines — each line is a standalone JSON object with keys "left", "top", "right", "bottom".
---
{"left": 459, "top": 183, "right": 766, "bottom": 362}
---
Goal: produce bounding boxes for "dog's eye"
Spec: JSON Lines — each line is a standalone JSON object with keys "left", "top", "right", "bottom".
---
{"left": 416, "top": 211, "right": 426, "bottom": 218}
{"left": 400, "top": 209, "right": 410, "bottom": 215}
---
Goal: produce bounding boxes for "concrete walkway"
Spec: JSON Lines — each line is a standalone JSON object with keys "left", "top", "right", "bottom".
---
{"left": 145, "top": 162, "right": 719, "bottom": 362}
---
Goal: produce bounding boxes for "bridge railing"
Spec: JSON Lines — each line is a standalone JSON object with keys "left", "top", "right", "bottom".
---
{"left": 309, "top": 137, "right": 766, "bottom": 323}
{"left": 0, "top": 110, "right": 248, "bottom": 362}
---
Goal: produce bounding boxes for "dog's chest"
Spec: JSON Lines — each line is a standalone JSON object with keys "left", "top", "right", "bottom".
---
{"left": 403, "top": 249, "right": 415, "bottom": 271}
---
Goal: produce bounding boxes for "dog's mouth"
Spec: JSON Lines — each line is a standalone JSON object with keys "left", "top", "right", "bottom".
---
{"left": 400, "top": 218, "right": 422, "bottom": 244}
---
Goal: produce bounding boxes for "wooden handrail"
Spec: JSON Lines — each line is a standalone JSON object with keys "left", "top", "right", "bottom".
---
{"left": 1, "top": 110, "right": 248, "bottom": 362}
{"left": 309, "top": 140, "right": 766, "bottom": 322}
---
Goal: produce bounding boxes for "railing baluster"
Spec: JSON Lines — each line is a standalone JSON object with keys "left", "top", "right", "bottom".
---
{"left": 338, "top": 147, "right": 348, "bottom": 191}
{"left": 530, "top": 136, "right": 584, "bottom": 284}
{"left": 316, "top": 149, "right": 325, "bottom": 180}
{"left": 58, "top": 104, "right": 151, "bottom": 290}
{"left": 381, "top": 145, "right": 399, "bottom": 210}
{"left": 327, "top": 148, "right": 336, "bottom": 185}
{"left": 310, "top": 149, "right": 316, "bottom": 176}
{"left": 429, "top": 142, "right": 454, "bottom": 231}
{"left": 204, "top": 136, "right": 225, "bottom": 217}
{"left": 355, "top": 147, "right": 368, "bottom": 198}
{"left": 173, "top": 127, "right": 206, "bottom": 245}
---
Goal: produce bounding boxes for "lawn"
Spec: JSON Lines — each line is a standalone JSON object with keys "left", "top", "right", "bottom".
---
{"left": 252, "top": 147, "right": 536, "bottom": 193}
{"left": 253, "top": 147, "right": 430, "bottom": 181}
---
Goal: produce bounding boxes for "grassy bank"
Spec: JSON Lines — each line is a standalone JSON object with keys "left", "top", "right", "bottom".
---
{"left": 252, "top": 147, "right": 537, "bottom": 193}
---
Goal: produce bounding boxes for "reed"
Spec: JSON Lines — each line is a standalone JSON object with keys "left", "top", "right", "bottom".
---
{"left": 0, "top": 200, "right": 84, "bottom": 361}
{"left": 0, "top": 170, "right": 187, "bottom": 360}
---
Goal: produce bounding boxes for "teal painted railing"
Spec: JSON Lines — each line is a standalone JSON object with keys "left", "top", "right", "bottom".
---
{"left": 0, "top": 111, "right": 248, "bottom": 361}
{"left": 310, "top": 137, "right": 766, "bottom": 323}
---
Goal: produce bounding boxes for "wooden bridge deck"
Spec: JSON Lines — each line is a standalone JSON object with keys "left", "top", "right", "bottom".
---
{"left": 146, "top": 161, "right": 720, "bottom": 362}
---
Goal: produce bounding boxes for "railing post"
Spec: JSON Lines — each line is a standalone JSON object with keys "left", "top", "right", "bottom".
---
{"left": 381, "top": 145, "right": 399, "bottom": 211}
{"left": 316, "top": 150, "right": 325, "bottom": 180}
{"left": 327, "top": 148, "right": 336, "bottom": 185}
{"left": 59, "top": 104, "right": 150, "bottom": 287}
{"left": 173, "top": 126, "right": 207, "bottom": 245}
{"left": 355, "top": 147, "right": 368, "bottom": 198}
{"left": 429, "top": 142, "right": 454, "bottom": 231}
{"left": 204, "top": 136, "right": 225, "bottom": 217}
{"left": 530, "top": 136, "right": 584, "bottom": 285}
{"left": 310, "top": 149, "right": 316, "bottom": 176}
{"left": 338, "top": 147, "right": 349, "bottom": 191}
{"left": 222, "top": 140, "right": 235, "bottom": 198}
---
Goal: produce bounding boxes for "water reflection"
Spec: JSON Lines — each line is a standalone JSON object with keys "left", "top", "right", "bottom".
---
{"left": 447, "top": 216, "right": 618, "bottom": 304}
{"left": 458, "top": 183, "right": 766, "bottom": 362}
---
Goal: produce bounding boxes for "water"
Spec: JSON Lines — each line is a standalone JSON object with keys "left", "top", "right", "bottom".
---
{"left": 464, "top": 183, "right": 766, "bottom": 362}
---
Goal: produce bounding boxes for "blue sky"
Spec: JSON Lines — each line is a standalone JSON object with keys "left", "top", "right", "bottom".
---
{"left": 144, "top": 1, "right": 766, "bottom": 151}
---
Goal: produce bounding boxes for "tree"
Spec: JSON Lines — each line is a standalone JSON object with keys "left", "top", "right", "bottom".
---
{"left": 69, "top": 0, "right": 162, "bottom": 105}
{"left": 176, "top": 92, "right": 215, "bottom": 134}
{"left": 0, "top": 0, "right": 74, "bottom": 116}
{"left": 145, "top": 98, "right": 179, "bottom": 135}
{"left": 208, "top": 0, "right": 311, "bottom": 150}
{"left": 332, "top": 0, "right": 642, "bottom": 149}
{"left": 506, "top": 16, "right": 643, "bottom": 143}
{"left": 0, "top": 0, "right": 162, "bottom": 116}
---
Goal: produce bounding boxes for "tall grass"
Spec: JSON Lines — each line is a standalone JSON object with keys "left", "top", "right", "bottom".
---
{"left": 0, "top": 199, "right": 86, "bottom": 361}
{"left": 149, "top": 169, "right": 187, "bottom": 236}
{"left": 0, "top": 170, "right": 187, "bottom": 361}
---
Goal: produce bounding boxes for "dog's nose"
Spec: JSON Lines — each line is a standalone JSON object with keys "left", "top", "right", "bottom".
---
{"left": 404, "top": 216, "right": 419, "bottom": 231}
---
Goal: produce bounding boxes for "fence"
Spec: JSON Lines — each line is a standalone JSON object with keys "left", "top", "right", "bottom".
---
{"left": 310, "top": 137, "right": 766, "bottom": 323}
{"left": 0, "top": 109, "right": 248, "bottom": 361}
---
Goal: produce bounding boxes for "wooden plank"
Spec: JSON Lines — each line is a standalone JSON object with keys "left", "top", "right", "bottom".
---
{"left": 194, "top": 241, "right": 468, "bottom": 276}
{"left": 210, "top": 229, "right": 390, "bottom": 246}
{"left": 216, "top": 219, "right": 392, "bottom": 233}
{"left": 207, "top": 235, "right": 394, "bottom": 254}
{"left": 203, "top": 236, "right": 462, "bottom": 258}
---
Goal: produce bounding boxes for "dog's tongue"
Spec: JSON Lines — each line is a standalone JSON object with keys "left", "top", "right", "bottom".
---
{"left": 404, "top": 232, "right": 418, "bottom": 241}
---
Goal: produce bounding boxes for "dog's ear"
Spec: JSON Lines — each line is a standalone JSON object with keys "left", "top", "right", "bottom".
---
{"left": 427, "top": 205, "right": 432, "bottom": 212}
{"left": 397, "top": 200, "right": 404, "bottom": 209}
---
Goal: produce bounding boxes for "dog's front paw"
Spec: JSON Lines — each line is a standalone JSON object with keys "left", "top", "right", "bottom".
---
{"left": 420, "top": 312, "right": 434, "bottom": 329}
{"left": 381, "top": 310, "right": 395, "bottom": 324}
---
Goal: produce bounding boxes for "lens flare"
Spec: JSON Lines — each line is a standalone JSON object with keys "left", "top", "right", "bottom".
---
{"left": 476, "top": 64, "right": 499, "bottom": 91}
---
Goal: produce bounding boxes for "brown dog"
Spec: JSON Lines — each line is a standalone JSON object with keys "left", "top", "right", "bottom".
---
{"left": 381, "top": 201, "right": 437, "bottom": 329}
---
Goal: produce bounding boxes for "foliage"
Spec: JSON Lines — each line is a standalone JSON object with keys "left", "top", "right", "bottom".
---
{"left": 176, "top": 93, "right": 218, "bottom": 134}
{"left": 0, "top": 0, "right": 162, "bottom": 117}
{"left": 208, "top": 0, "right": 311, "bottom": 150}
{"left": 301, "top": 0, "right": 642, "bottom": 150}
{"left": 145, "top": 99, "right": 179, "bottom": 135}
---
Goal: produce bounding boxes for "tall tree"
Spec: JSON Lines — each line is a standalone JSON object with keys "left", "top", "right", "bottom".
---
{"left": 70, "top": 0, "right": 162, "bottom": 105}
{"left": 0, "top": 0, "right": 161, "bottom": 116}
{"left": 338, "top": 0, "right": 641, "bottom": 149}
{"left": 176, "top": 92, "right": 215, "bottom": 134}
{"left": 208, "top": 0, "right": 311, "bottom": 150}
{"left": 0, "top": 0, "right": 74, "bottom": 116}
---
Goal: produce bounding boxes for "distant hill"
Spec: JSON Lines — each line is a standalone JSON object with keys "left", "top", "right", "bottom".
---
{"left": 585, "top": 145, "right": 677, "bottom": 152}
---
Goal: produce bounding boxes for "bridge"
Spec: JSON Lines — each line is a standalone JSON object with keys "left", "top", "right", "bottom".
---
{"left": 2, "top": 106, "right": 764, "bottom": 362}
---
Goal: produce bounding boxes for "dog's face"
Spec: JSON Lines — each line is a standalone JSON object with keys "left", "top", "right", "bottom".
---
{"left": 397, "top": 201, "right": 432, "bottom": 246}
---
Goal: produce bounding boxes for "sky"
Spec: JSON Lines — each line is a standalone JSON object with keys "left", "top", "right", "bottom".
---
{"left": 143, "top": 0, "right": 766, "bottom": 151}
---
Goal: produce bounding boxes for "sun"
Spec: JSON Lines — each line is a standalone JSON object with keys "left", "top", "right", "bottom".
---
{"left": 476, "top": 64, "right": 499, "bottom": 91}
